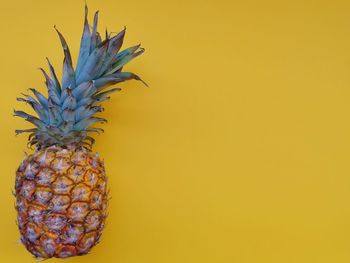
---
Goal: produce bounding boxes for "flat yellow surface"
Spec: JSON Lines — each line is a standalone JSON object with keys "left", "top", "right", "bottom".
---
{"left": 0, "top": 0, "right": 350, "bottom": 262}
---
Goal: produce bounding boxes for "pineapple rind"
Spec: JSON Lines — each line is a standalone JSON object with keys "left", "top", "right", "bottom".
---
{"left": 15, "top": 146, "right": 108, "bottom": 258}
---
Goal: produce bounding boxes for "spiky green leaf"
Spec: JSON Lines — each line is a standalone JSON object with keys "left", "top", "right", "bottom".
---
{"left": 76, "top": 4, "right": 91, "bottom": 77}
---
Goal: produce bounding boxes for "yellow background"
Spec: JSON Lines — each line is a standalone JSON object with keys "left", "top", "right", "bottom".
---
{"left": 0, "top": 0, "right": 350, "bottom": 262}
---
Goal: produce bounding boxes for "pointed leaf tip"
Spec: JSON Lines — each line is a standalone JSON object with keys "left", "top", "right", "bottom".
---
{"left": 137, "top": 76, "right": 149, "bottom": 87}
{"left": 90, "top": 11, "right": 100, "bottom": 52}
{"left": 76, "top": 3, "right": 92, "bottom": 77}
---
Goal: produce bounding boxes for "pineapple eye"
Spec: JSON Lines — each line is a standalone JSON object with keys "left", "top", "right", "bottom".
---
{"left": 42, "top": 239, "right": 56, "bottom": 256}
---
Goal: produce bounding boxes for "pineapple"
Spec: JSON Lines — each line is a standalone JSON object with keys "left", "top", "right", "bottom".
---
{"left": 14, "top": 5, "right": 145, "bottom": 259}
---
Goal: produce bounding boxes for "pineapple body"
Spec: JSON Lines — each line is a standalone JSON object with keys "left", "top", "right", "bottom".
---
{"left": 15, "top": 146, "right": 108, "bottom": 258}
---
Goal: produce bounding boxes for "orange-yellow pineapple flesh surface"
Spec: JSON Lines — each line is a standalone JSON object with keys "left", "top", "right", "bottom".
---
{"left": 15, "top": 146, "right": 108, "bottom": 258}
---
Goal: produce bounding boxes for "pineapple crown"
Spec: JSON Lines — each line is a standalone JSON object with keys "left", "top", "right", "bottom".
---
{"left": 15, "top": 5, "right": 146, "bottom": 149}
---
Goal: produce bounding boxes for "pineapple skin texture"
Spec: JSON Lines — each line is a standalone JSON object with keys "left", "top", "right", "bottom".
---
{"left": 15, "top": 146, "right": 108, "bottom": 258}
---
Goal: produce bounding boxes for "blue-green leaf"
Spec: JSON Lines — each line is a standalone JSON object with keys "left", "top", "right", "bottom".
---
{"left": 62, "top": 89, "right": 77, "bottom": 111}
{"left": 76, "top": 40, "right": 109, "bottom": 85}
{"left": 76, "top": 4, "right": 91, "bottom": 78}
{"left": 62, "top": 110, "right": 75, "bottom": 126}
{"left": 115, "top": 44, "right": 141, "bottom": 61}
{"left": 72, "top": 81, "right": 94, "bottom": 99}
{"left": 14, "top": 110, "right": 47, "bottom": 129}
{"left": 75, "top": 106, "right": 103, "bottom": 121}
{"left": 39, "top": 68, "right": 61, "bottom": 104}
{"left": 94, "top": 72, "right": 148, "bottom": 89}
{"left": 29, "top": 88, "right": 48, "bottom": 110}
{"left": 55, "top": 26, "right": 75, "bottom": 90}
{"left": 98, "top": 28, "right": 126, "bottom": 76}
{"left": 46, "top": 58, "right": 61, "bottom": 95}
{"left": 74, "top": 117, "right": 106, "bottom": 130}
{"left": 86, "top": 127, "right": 104, "bottom": 133}
{"left": 15, "top": 128, "right": 38, "bottom": 135}
{"left": 90, "top": 11, "right": 99, "bottom": 53}
{"left": 96, "top": 31, "right": 102, "bottom": 46}
{"left": 76, "top": 97, "right": 93, "bottom": 108}
{"left": 93, "top": 88, "right": 121, "bottom": 100}
{"left": 48, "top": 99, "right": 62, "bottom": 126}
{"left": 107, "top": 48, "right": 144, "bottom": 75}
{"left": 17, "top": 96, "right": 49, "bottom": 123}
